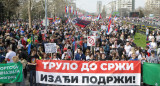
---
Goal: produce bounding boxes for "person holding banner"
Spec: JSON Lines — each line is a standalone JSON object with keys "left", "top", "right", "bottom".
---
{"left": 129, "top": 53, "right": 138, "bottom": 61}
{"left": 13, "top": 56, "right": 26, "bottom": 86}
{"left": 61, "top": 47, "right": 68, "bottom": 60}
{"left": 94, "top": 50, "right": 101, "bottom": 61}
{"left": 5, "top": 47, "right": 16, "bottom": 63}
{"left": 27, "top": 49, "right": 38, "bottom": 86}
{"left": 63, "top": 53, "right": 71, "bottom": 60}
{"left": 52, "top": 53, "right": 60, "bottom": 60}
{"left": 99, "top": 53, "right": 106, "bottom": 61}
{"left": 88, "top": 53, "right": 95, "bottom": 61}
{"left": 75, "top": 48, "right": 86, "bottom": 61}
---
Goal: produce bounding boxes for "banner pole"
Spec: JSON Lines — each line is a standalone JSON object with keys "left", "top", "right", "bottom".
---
{"left": 51, "top": 53, "right": 52, "bottom": 59}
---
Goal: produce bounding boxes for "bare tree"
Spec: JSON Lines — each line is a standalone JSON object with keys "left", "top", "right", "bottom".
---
{"left": 101, "top": 5, "right": 106, "bottom": 18}
{"left": 1, "top": 0, "right": 19, "bottom": 22}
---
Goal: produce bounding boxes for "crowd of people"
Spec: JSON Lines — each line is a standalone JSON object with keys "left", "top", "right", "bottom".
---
{"left": 0, "top": 17, "right": 160, "bottom": 86}
{"left": 128, "top": 17, "right": 160, "bottom": 25}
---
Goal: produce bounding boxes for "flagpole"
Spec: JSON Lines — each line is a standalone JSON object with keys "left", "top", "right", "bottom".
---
{"left": 45, "top": 0, "right": 47, "bottom": 30}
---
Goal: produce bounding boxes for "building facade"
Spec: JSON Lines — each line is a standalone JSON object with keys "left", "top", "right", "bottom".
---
{"left": 106, "top": 0, "right": 135, "bottom": 16}
{"left": 116, "top": 0, "right": 135, "bottom": 11}
{"left": 145, "top": 0, "right": 160, "bottom": 10}
{"left": 97, "top": 1, "right": 102, "bottom": 14}
{"left": 106, "top": 1, "right": 116, "bottom": 15}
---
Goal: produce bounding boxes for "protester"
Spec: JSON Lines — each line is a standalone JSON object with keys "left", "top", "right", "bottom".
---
{"left": 0, "top": 16, "right": 159, "bottom": 86}
{"left": 27, "top": 49, "right": 38, "bottom": 86}
{"left": 5, "top": 47, "right": 16, "bottom": 63}
{"left": 75, "top": 48, "right": 86, "bottom": 60}
{"left": 147, "top": 50, "right": 160, "bottom": 64}
{"left": 15, "top": 56, "right": 26, "bottom": 86}
{"left": 129, "top": 53, "right": 138, "bottom": 61}
{"left": 138, "top": 50, "right": 147, "bottom": 64}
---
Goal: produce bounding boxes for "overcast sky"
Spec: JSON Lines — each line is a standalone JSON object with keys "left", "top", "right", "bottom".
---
{"left": 75, "top": 0, "right": 145, "bottom": 13}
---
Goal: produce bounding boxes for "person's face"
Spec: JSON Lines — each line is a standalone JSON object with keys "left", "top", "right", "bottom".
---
{"left": 151, "top": 53, "right": 155, "bottom": 57}
{"left": 126, "top": 42, "right": 129, "bottom": 46}
{"left": 90, "top": 55, "right": 94, "bottom": 59}
{"left": 96, "top": 52, "right": 99, "bottom": 55}
{"left": 78, "top": 49, "right": 81, "bottom": 53}
{"left": 100, "top": 48, "right": 103, "bottom": 51}
{"left": 131, "top": 39, "right": 134, "bottom": 42}
{"left": 65, "top": 54, "right": 68, "bottom": 59}
{"left": 19, "top": 50, "right": 22, "bottom": 53}
{"left": 122, "top": 55, "right": 125, "bottom": 59}
{"left": 68, "top": 49, "right": 71, "bottom": 51}
{"left": 132, "top": 54, "right": 136, "bottom": 58}
{"left": 84, "top": 39, "right": 87, "bottom": 42}
{"left": 142, "top": 53, "right": 145, "bottom": 56}
{"left": 20, "top": 57, "right": 23, "bottom": 60}
{"left": 102, "top": 42, "right": 105, "bottom": 45}
{"left": 32, "top": 51, "right": 36, "bottom": 55}
{"left": 114, "top": 41, "right": 117, "bottom": 44}
{"left": 53, "top": 54, "right": 56, "bottom": 58}
{"left": 102, "top": 54, "right": 105, "bottom": 59}
{"left": 86, "top": 51, "right": 90, "bottom": 55}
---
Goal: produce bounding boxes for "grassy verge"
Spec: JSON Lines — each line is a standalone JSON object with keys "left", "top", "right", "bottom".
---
{"left": 134, "top": 33, "right": 147, "bottom": 48}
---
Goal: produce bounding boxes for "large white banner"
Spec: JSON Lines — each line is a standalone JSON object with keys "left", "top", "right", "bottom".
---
{"left": 36, "top": 72, "right": 140, "bottom": 85}
{"left": 36, "top": 60, "right": 141, "bottom": 86}
{"left": 44, "top": 43, "right": 57, "bottom": 53}
{"left": 101, "top": 25, "right": 107, "bottom": 30}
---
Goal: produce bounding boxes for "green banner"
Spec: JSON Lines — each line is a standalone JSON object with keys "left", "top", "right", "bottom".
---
{"left": 143, "top": 62, "right": 160, "bottom": 85}
{"left": 0, "top": 62, "right": 23, "bottom": 83}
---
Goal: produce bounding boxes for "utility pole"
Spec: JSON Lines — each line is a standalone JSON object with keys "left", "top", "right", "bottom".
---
{"left": 45, "top": 0, "right": 47, "bottom": 30}
{"left": 28, "top": 0, "right": 32, "bottom": 30}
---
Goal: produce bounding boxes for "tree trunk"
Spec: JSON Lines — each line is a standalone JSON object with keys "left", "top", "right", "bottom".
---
{"left": 28, "top": 0, "right": 32, "bottom": 30}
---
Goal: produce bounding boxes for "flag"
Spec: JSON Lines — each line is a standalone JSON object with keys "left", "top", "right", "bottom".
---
{"left": 76, "top": 10, "right": 77, "bottom": 15}
{"left": 99, "top": 14, "right": 102, "bottom": 19}
{"left": 96, "top": 14, "right": 102, "bottom": 20}
{"left": 69, "top": 6, "right": 71, "bottom": 13}
{"left": 143, "top": 62, "right": 160, "bottom": 85}
{"left": 74, "top": 10, "right": 76, "bottom": 15}
{"left": 28, "top": 36, "right": 32, "bottom": 55}
{"left": 107, "top": 15, "right": 112, "bottom": 33}
{"left": 87, "top": 15, "right": 92, "bottom": 18}
{"left": 73, "top": 10, "right": 74, "bottom": 15}
{"left": 65, "top": 6, "right": 68, "bottom": 13}
{"left": 74, "top": 18, "right": 91, "bottom": 28}
{"left": 147, "top": 43, "right": 150, "bottom": 46}
{"left": 71, "top": 6, "right": 73, "bottom": 13}
{"left": 66, "top": 19, "right": 69, "bottom": 24}
{"left": 114, "top": 16, "right": 117, "bottom": 21}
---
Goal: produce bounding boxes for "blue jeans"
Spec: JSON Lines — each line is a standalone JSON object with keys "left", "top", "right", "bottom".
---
{"left": 146, "top": 34, "right": 149, "bottom": 40}
{"left": 0, "top": 56, "right": 5, "bottom": 63}
{"left": 30, "top": 70, "right": 37, "bottom": 86}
